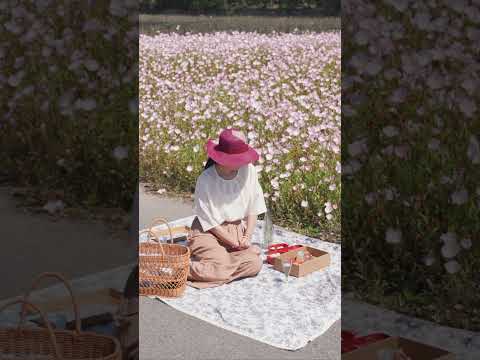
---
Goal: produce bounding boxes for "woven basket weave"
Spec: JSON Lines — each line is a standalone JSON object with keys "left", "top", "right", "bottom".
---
{"left": 139, "top": 218, "right": 190, "bottom": 298}
{"left": 0, "top": 272, "right": 121, "bottom": 360}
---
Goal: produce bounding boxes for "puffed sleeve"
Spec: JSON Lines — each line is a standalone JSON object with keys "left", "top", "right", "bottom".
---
{"left": 247, "top": 164, "right": 267, "bottom": 216}
{"left": 193, "top": 174, "right": 222, "bottom": 232}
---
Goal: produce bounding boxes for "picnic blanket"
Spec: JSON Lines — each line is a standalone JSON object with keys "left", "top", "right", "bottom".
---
{"left": 139, "top": 216, "right": 340, "bottom": 350}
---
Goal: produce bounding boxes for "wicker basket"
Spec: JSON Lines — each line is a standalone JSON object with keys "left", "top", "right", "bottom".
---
{"left": 0, "top": 272, "right": 121, "bottom": 360}
{"left": 139, "top": 218, "right": 190, "bottom": 298}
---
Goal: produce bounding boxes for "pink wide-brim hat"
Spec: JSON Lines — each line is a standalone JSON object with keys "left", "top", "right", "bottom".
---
{"left": 206, "top": 129, "right": 259, "bottom": 168}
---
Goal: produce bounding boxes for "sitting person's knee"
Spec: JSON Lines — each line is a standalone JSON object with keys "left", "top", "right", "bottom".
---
{"left": 250, "top": 255, "right": 263, "bottom": 274}
{"left": 250, "top": 244, "right": 261, "bottom": 255}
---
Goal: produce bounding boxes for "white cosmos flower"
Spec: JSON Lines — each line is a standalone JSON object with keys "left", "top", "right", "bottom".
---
{"left": 394, "top": 145, "right": 409, "bottom": 159}
{"left": 365, "top": 60, "right": 382, "bottom": 76}
{"left": 383, "top": 126, "right": 399, "bottom": 137}
{"left": 413, "top": 12, "right": 432, "bottom": 31}
{"left": 353, "top": 30, "right": 369, "bottom": 46}
{"left": 186, "top": 165, "right": 193, "bottom": 172}
{"left": 74, "top": 98, "right": 97, "bottom": 111}
{"left": 389, "top": 88, "right": 407, "bottom": 103}
{"left": 129, "top": 99, "right": 138, "bottom": 114}
{"left": 365, "top": 192, "right": 377, "bottom": 205}
{"left": 5, "top": 21, "right": 22, "bottom": 34}
{"left": 424, "top": 253, "right": 435, "bottom": 266}
{"left": 324, "top": 202, "right": 333, "bottom": 214}
{"left": 112, "top": 146, "right": 128, "bottom": 160}
{"left": 467, "top": 135, "right": 480, "bottom": 164}
{"left": 301, "top": 200, "right": 308, "bottom": 208}
{"left": 84, "top": 59, "right": 99, "bottom": 71}
{"left": 451, "top": 189, "right": 468, "bottom": 205}
{"left": 384, "top": 188, "right": 396, "bottom": 201}
{"left": 157, "top": 188, "right": 166, "bottom": 194}
{"left": 8, "top": 71, "right": 24, "bottom": 87}
{"left": 444, "top": 260, "right": 461, "bottom": 274}
{"left": 462, "top": 78, "right": 477, "bottom": 95}
{"left": 326, "top": 214, "right": 333, "bottom": 221}
{"left": 428, "top": 138, "right": 441, "bottom": 151}
{"left": 348, "top": 139, "right": 368, "bottom": 157}
{"left": 460, "top": 238, "right": 472, "bottom": 250}
{"left": 270, "top": 178, "right": 279, "bottom": 190}
{"left": 343, "top": 159, "right": 362, "bottom": 175}
{"left": 329, "top": 183, "right": 337, "bottom": 191}
{"left": 43, "top": 200, "right": 65, "bottom": 214}
{"left": 440, "top": 232, "right": 461, "bottom": 259}
{"left": 458, "top": 96, "right": 477, "bottom": 117}
{"left": 385, "top": 228, "right": 402, "bottom": 244}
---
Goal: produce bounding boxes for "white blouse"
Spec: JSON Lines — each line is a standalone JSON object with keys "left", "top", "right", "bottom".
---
{"left": 193, "top": 163, "right": 267, "bottom": 231}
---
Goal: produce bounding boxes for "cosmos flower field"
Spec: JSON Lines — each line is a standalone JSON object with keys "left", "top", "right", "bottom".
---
{"left": 0, "top": 2, "right": 138, "bottom": 209}
{"left": 140, "top": 31, "right": 341, "bottom": 238}
{"left": 342, "top": 0, "right": 480, "bottom": 329}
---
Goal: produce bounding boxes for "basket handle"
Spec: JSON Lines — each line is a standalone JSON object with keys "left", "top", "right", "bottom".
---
{"left": 148, "top": 218, "right": 174, "bottom": 256}
{"left": 21, "top": 272, "right": 81, "bottom": 335}
{"left": 0, "top": 299, "right": 62, "bottom": 359}
{"left": 139, "top": 229, "right": 166, "bottom": 256}
{"left": 148, "top": 217, "right": 174, "bottom": 244}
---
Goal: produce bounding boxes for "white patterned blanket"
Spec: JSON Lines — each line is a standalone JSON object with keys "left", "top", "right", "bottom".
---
{"left": 139, "top": 216, "right": 340, "bottom": 350}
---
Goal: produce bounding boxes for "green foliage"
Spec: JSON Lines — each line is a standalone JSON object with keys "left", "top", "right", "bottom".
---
{"left": 140, "top": 14, "right": 340, "bottom": 34}
{"left": 140, "top": 0, "right": 341, "bottom": 15}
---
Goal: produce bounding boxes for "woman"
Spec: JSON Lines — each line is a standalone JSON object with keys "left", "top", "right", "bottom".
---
{"left": 188, "top": 128, "right": 267, "bottom": 289}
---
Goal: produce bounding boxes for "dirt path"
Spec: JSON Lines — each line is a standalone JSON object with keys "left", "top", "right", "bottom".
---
{"left": 0, "top": 187, "right": 136, "bottom": 300}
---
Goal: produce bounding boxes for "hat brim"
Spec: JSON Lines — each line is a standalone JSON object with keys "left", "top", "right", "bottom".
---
{"left": 206, "top": 140, "right": 259, "bottom": 168}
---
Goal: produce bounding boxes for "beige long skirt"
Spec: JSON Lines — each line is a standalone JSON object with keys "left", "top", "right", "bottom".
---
{"left": 187, "top": 217, "right": 263, "bottom": 289}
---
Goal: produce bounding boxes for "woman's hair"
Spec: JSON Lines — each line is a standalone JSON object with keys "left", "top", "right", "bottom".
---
{"left": 204, "top": 157, "right": 216, "bottom": 170}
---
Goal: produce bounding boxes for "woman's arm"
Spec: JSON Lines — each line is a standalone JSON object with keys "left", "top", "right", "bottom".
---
{"left": 237, "top": 214, "right": 257, "bottom": 249}
{"left": 209, "top": 225, "right": 240, "bottom": 249}
{"left": 243, "top": 214, "right": 257, "bottom": 240}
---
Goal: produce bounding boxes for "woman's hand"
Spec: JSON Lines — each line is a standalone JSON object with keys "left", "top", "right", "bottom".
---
{"left": 231, "top": 234, "right": 250, "bottom": 251}
{"left": 209, "top": 226, "right": 240, "bottom": 249}
{"left": 239, "top": 234, "right": 251, "bottom": 249}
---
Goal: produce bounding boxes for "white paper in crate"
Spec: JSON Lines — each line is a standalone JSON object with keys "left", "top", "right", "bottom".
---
{"left": 139, "top": 231, "right": 182, "bottom": 276}
{"left": 139, "top": 215, "right": 340, "bottom": 350}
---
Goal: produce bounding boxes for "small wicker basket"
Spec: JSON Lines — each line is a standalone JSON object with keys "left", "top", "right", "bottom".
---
{"left": 0, "top": 272, "right": 121, "bottom": 360}
{"left": 139, "top": 218, "right": 190, "bottom": 298}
